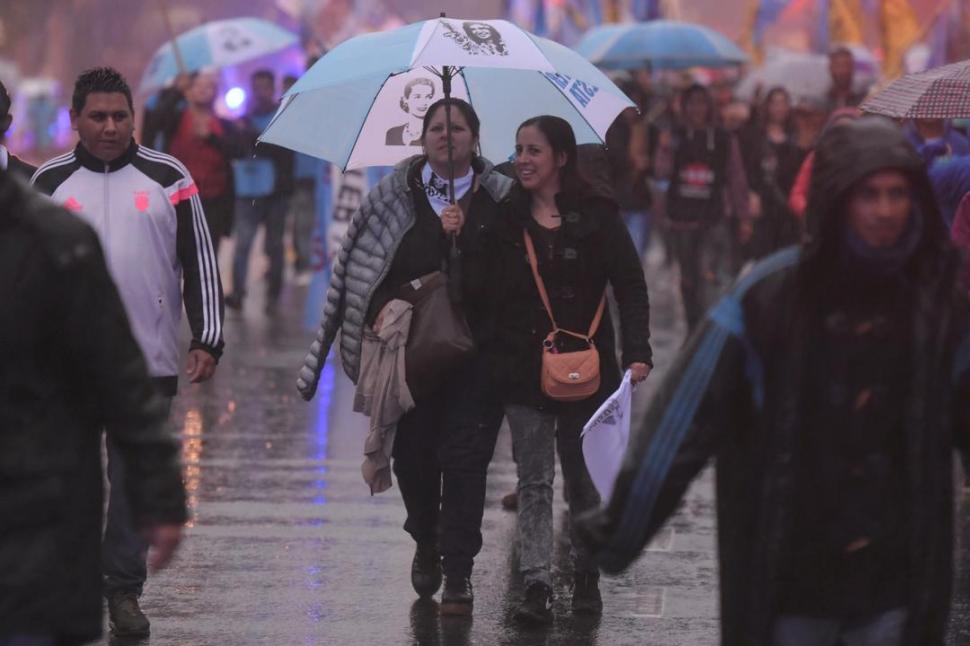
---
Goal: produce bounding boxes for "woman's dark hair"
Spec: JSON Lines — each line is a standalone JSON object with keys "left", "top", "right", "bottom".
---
{"left": 421, "top": 98, "right": 481, "bottom": 142}
{"left": 760, "top": 86, "right": 793, "bottom": 131}
{"left": 516, "top": 115, "right": 590, "bottom": 197}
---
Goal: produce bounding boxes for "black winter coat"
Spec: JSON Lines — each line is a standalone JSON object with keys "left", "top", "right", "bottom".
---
{"left": 581, "top": 117, "right": 970, "bottom": 646}
{"left": 485, "top": 185, "right": 652, "bottom": 409}
{"left": 0, "top": 171, "right": 187, "bottom": 643}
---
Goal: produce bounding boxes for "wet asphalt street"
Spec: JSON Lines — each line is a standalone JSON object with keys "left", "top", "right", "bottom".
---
{"left": 102, "top": 243, "right": 970, "bottom": 646}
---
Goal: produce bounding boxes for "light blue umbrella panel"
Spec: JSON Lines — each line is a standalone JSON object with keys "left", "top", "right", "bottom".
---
{"left": 259, "top": 18, "right": 634, "bottom": 170}
{"left": 576, "top": 20, "right": 749, "bottom": 70}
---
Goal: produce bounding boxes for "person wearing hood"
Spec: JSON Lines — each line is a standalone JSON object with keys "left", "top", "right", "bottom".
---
{"left": 295, "top": 98, "right": 513, "bottom": 616}
{"left": 665, "top": 83, "right": 749, "bottom": 334}
{"left": 579, "top": 116, "right": 970, "bottom": 646}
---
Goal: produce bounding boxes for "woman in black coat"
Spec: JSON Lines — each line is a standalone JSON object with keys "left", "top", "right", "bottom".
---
{"left": 740, "top": 87, "right": 807, "bottom": 261}
{"left": 485, "top": 115, "right": 652, "bottom": 624}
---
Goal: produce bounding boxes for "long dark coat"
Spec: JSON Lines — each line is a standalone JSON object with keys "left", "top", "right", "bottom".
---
{"left": 581, "top": 117, "right": 970, "bottom": 646}
{"left": 0, "top": 172, "right": 187, "bottom": 643}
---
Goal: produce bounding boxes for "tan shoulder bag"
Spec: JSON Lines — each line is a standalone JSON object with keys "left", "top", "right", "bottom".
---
{"left": 523, "top": 229, "right": 606, "bottom": 402}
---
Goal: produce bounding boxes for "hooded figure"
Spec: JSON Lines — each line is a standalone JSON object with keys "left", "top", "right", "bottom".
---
{"left": 580, "top": 117, "right": 970, "bottom": 646}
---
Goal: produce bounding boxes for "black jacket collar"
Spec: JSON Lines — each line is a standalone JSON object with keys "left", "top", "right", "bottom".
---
{"left": 75, "top": 139, "right": 138, "bottom": 173}
{"left": 502, "top": 184, "right": 607, "bottom": 241}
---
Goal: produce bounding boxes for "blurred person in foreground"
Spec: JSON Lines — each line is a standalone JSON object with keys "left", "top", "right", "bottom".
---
{"left": 31, "top": 67, "right": 223, "bottom": 637}
{"left": 0, "top": 166, "right": 186, "bottom": 645}
{"left": 0, "top": 80, "right": 36, "bottom": 180}
{"left": 581, "top": 116, "right": 970, "bottom": 646}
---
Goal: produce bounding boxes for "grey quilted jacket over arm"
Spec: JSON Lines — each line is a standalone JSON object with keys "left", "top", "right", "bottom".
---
{"left": 296, "top": 155, "right": 513, "bottom": 400}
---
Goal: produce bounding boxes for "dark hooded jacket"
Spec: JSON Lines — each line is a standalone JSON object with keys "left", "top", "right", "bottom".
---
{"left": 580, "top": 117, "right": 970, "bottom": 646}
{"left": 0, "top": 171, "right": 187, "bottom": 642}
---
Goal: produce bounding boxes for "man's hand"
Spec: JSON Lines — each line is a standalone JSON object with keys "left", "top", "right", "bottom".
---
{"left": 186, "top": 348, "right": 217, "bottom": 383}
{"left": 629, "top": 362, "right": 651, "bottom": 385}
{"left": 441, "top": 203, "right": 465, "bottom": 235}
{"left": 142, "top": 523, "right": 183, "bottom": 573}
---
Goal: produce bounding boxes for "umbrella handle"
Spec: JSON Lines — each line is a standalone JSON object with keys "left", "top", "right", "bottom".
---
{"left": 442, "top": 65, "right": 456, "bottom": 205}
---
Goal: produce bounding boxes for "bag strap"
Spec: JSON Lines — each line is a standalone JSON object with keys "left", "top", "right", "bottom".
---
{"left": 523, "top": 229, "right": 607, "bottom": 342}
{"left": 523, "top": 229, "right": 558, "bottom": 331}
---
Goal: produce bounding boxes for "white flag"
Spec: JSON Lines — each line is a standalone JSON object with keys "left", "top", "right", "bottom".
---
{"left": 581, "top": 370, "right": 633, "bottom": 503}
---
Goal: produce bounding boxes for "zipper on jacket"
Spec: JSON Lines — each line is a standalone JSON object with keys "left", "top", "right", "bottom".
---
{"left": 103, "top": 164, "right": 111, "bottom": 253}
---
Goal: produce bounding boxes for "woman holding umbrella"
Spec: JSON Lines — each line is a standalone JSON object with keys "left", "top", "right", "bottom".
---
{"left": 486, "top": 115, "right": 652, "bottom": 624}
{"left": 297, "top": 97, "right": 513, "bottom": 616}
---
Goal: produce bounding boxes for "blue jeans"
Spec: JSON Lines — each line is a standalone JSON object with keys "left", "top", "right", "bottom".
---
{"left": 102, "top": 397, "right": 173, "bottom": 598}
{"left": 773, "top": 608, "right": 907, "bottom": 646}
{"left": 232, "top": 195, "right": 288, "bottom": 301}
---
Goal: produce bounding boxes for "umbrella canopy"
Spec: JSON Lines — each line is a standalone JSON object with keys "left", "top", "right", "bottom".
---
{"left": 862, "top": 60, "right": 970, "bottom": 119}
{"left": 736, "top": 47, "right": 877, "bottom": 106}
{"left": 139, "top": 18, "right": 299, "bottom": 94}
{"left": 258, "top": 18, "right": 634, "bottom": 171}
{"left": 575, "top": 20, "right": 749, "bottom": 71}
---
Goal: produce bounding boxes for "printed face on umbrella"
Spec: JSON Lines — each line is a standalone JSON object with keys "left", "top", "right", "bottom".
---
{"left": 441, "top": 20, "right": 509, "bottom": 57}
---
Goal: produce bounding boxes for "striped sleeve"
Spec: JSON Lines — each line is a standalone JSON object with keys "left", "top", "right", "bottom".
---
{"left": 138, "top": 147, "right": 224, "bottom": 358}
{"left": 30, "top": 150, "right": 79, "bottom": 196}
{"left": 595, "top": 248, "right": 800, "bottom": 573}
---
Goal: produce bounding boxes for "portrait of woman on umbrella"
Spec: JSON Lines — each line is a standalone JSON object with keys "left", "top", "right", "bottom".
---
{"left": 486, "top": 115, "right": 653, "bottom": 625}
{"left": 297, "top": 97, "right": 514, "bottom": 616}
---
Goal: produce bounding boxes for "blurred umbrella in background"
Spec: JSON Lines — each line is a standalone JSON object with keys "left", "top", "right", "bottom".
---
{"left": 575, "top": 20, "right": 749, "bottom": 70}
{"left": 139, "top": 17, "right": 300, "bottom": 94}
{"left": 735, "top": 46, "right": 877, "bottom": 104}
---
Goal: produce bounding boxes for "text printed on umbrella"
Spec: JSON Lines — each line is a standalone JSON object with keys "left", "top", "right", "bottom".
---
{"left": 543, "top": 73, "right": 600, "bottom": 108}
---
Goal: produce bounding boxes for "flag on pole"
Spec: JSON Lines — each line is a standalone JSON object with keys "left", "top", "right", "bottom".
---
{"left": 881, "top": 0, "right": 921, "bottom": 79}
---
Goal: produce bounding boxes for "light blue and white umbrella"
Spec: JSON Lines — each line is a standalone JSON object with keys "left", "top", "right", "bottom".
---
{"left": 257, "top": 17, "right": 634, "bottom": 171}
{"left": 576, "top": 20, "right": 749, "bottom": 70}
{"left": 139, "top": 18, "right": 299, "bottom": 94}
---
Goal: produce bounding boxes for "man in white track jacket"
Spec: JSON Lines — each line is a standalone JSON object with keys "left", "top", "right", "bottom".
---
{"left": 31, "top": 67, "right": 224, "bottom": 638}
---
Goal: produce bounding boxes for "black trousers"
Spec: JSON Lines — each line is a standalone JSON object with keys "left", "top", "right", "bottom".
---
{"left": 391, "top": 361, "right": 503, "bottom": 578}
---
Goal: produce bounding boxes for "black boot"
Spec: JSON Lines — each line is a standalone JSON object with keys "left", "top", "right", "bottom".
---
{"left": 411, "top": 542, "right": 441, "bottom": 598}
{"left": 107, "top": 591, "right": 150, "bottom": 637}
{"left": 514, "top": 581, "right": 553, "bottom": 625}
{"left": 439, "top": 575, "right": 473, "bottom": 616}
{"left": 571, "top": 571, "right": 603, "bottom": 614}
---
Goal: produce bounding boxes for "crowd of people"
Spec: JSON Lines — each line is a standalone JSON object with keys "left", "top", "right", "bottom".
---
{"left": 2, "top": 37, "right": 970, "bottom": 646}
